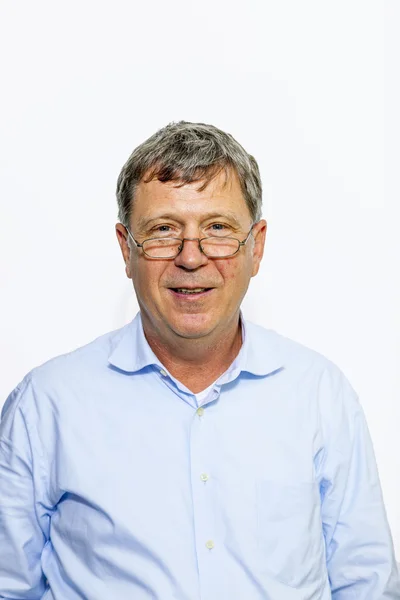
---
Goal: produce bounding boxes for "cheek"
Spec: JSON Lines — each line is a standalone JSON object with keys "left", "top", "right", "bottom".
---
{"left": 215, "top": 259, "right": 249, "bottom": 285}
{"left": 131, "top": 260, "right": 162, "bottom": 297}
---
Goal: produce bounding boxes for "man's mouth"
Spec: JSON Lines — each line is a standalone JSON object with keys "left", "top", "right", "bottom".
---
{"left": 168, "top": 287, "right": 213, "bottom": 297}
{"left": 175, "top": 288, "right": 208, "bottom": 294}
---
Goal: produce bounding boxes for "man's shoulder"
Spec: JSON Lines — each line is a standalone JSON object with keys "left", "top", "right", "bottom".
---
{"left": 25, "top": 320, "right": 133, "bottom": 388}
{"left": 2, "top": 321, "right": 136, "bottom": 420}
{"left": 244, "top": 319, "right": 358, "bottom": 410}
{"left": 244, "top": 318, "right": 343, "bottom": 377}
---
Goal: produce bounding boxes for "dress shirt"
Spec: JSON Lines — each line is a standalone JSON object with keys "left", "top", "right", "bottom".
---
{"left": 0, "top": 311, "right": 399, "bottom": 600}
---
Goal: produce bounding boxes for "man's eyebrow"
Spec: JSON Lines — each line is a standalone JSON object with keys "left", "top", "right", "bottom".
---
{"left": 201, "top": 212, "right": 243, "bottom": 227}
{"left": 136, "top": 212, "right": 244, "bottom": 230}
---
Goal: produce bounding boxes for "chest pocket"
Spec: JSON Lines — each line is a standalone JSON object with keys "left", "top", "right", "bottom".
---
{"left": 256, "top": 480, "right": 326, "bottom": 589}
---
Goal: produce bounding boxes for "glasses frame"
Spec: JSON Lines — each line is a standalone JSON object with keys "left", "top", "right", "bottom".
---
{"left": 124, "top": 224, "right": 255, "bottom": 259}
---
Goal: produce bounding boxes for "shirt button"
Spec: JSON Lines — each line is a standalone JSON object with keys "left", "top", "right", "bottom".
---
{"left": 196, "top": 407, "right": 204, "bottom": 416}
{"left": 205, "top": 540, "right": 215, "bottom": 550}
{"left": 200, "top": 473, "right": 209, "bottom": 482}
{"left": 160, "top": 369, "right": 167, "bottom": 377}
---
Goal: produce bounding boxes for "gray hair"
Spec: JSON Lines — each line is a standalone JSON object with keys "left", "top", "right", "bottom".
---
{"left": 116, "top": 120, "right": 262, "bottom": 228}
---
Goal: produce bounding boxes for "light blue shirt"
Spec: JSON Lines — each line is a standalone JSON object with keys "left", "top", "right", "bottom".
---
{"left": 0, "top": 312, "right": 399, "bottom": 599}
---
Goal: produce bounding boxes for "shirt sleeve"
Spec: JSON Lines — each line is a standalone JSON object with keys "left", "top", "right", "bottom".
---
{"left": 0, "top": 377, "right": 48, "bottom": 600}
{"left": 317, "top": 368, "right": 400, "bottom": 599}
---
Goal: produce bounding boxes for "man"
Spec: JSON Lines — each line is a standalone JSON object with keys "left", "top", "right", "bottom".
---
{"left": 0, "top": 121, "right": 398, "bottom": 600}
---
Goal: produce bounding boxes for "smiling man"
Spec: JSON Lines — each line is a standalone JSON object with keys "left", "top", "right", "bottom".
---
{"left": 115, "top": 162, "right": 265, "bottom": 394}
{"left": 1, "top": 122, "right": 399, "bottom": 600}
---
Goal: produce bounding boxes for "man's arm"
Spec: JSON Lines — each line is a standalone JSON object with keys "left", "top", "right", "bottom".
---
{"left": 317, "top": 368, "right": 400, "bottom": 598}
{"left": 0, "top": 379, "right": 48, "bottom": 599}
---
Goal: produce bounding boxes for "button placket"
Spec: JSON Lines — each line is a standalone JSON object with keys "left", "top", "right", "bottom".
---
{"left": 190, "top": 399, "right": 219, "bottom": 581}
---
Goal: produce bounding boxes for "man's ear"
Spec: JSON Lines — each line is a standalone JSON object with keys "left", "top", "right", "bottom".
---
{"left": 251, "top": 219, "right": 267, "bottom": 277}
{"left": 115, "top": 224, "right": 132, "bottom": 279}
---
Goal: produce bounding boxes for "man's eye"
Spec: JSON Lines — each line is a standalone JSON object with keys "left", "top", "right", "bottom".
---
{"left": 153, "top": 225, "right": 173, "bottom": 233}
{"left": 208, "top": 223, "right": 231, "bottom": 235}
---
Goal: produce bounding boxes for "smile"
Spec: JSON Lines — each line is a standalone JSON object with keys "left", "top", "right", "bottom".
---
{"left": 168, "top": 288, "right": 213, "bottom": 298}
{"left": 176, "top": 288, "right": 208, "bottom": 294}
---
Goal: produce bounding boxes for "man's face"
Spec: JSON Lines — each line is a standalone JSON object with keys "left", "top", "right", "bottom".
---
{"left": 116, "top": 168, "right": 266, "bottom": 342}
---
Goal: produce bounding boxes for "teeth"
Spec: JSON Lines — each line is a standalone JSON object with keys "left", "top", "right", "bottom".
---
{"left": 175, "top": 288, "right": 207, "bottom": 294}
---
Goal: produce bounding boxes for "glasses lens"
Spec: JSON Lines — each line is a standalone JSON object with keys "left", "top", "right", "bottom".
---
{"left": 201, "top": 237, "right": 240, "bottom": 257}
{"left": 142, "top": 238, "right": 181, "bottom": 258}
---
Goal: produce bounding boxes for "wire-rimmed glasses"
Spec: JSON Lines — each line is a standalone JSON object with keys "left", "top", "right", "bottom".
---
{"left": 124, "top": 225, "right": 255, "bottom": 259}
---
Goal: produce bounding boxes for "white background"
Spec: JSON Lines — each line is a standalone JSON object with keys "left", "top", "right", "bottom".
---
{"left": 1, "top": 1, "right": 399, "bottom": 557}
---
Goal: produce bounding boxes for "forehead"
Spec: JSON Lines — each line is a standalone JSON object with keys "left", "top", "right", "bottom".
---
{"left": 131, "top": 168, "right": 251, "bottom": 225}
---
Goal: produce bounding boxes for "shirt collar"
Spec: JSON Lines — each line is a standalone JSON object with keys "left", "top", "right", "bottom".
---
{"left": 108, "top": 311, "right": 284, "bottom": 377}
{"left": 239, "top": 318, "right": 284, "bottom": 376}
{"left": 108, "top": 312, "right": 161, "bottom": 373}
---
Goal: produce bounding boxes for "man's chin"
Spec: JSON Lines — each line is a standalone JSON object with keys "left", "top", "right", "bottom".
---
{"left": 168, "top": 315, "right": 215, "bottom": 340}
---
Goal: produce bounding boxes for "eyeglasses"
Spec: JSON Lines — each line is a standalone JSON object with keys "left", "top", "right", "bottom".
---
{"left": 124, "top": 225, "right": 255, "bottom": 259}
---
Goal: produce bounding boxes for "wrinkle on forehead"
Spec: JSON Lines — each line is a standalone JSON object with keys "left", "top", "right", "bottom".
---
{"left": 138, "top": 167, "right": 244, "bottom": 205}
{"left": 131, "top": 166, "right": 252, "bottom": 231}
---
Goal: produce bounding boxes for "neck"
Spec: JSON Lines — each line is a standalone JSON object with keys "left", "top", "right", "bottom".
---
{"left": 141, "top": 314, "right": 243, "bottom": 393}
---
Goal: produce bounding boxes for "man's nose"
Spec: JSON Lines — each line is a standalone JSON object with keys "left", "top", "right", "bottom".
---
{"left": 173, "top": 238, "right": 209, "bottom": 269}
